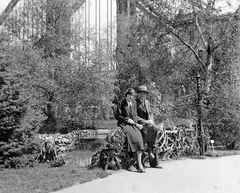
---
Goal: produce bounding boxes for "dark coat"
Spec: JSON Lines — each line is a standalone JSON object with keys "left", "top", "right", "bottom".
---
{"left": 136, "top": 98, "right": 159, "bottom": 151}
{"left": 116, "top": 99, "right": 144, "bottom": 152}
{"left": 116, "top": 99, "right": 138, "bottom": 128}
{"left": 136, "top": 98, "right": 153, "bottom": 125}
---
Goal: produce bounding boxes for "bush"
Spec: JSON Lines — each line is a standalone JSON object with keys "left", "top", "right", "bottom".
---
{"left": 58, "top": 117, "right": 95, "bottom": 134}
{"left": 90, "top": 129, "right": 133, "bottom": 170}
{"left": 3, "top": 154, "right": 37, "bottom": 169}
{"left": 0, "top": 137, "right": 41, "bottom": 167}
{"left": 205, "top": 85, "right": 240, "bottom": 150}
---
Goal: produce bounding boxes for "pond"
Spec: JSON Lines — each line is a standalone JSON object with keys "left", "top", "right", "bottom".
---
{"left": 76, "top": 138, "right": 105, "bottom": 152}
{"left": 76, "top": 128, "right": 117, "bottom": 151}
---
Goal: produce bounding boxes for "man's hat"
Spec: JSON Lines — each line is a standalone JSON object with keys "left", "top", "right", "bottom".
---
{"left": 137, "top": 85, "right": 149, "bottom": 93}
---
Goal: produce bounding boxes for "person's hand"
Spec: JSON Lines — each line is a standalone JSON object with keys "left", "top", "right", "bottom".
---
{"left": 128, "top": 118, "right": 135, "bottom": 124}
{"left": 145, "top": 119, "right": 154, "bottom": 125}
{"left": 135, "top": 123, "right": 143, "bottom": 130}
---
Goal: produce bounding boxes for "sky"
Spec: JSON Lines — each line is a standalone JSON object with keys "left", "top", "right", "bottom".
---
{"left": 0, "top": 0, "right": 117, "bottom": 27}
{"left": 0, "top": 0, "right": 239, "bottom": 21}
{"left": 0, "top": 0, "right": 239, "bottom": 14}
{"left": 0, "top": 0, "right": 10, "bottom": 12}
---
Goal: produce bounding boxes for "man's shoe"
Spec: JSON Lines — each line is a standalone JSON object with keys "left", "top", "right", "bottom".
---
{"left": 151, "top": 164, "right": 162, "bottom": 168}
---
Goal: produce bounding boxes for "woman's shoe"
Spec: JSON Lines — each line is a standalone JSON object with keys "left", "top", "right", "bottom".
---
{"left": 135, "top": 164, "right": 145, "bottom": 173}
{"left": 137, "top": 165, "right": 146, "bottom": 173}
{"left": 138, "top": 167, "right": 146, "bottom": 173}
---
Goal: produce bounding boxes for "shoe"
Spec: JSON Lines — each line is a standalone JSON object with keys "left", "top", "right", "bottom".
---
{"left": 151, "top": 164, "right": 162, "bottom": 168}
{"left": 138, "top": 167, "right": 146, "bottom": 173}
{"left": 136, "top": 164, "right": 146, "bottom": 173}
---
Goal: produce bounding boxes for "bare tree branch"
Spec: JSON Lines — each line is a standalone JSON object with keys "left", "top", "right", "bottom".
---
{"left": 195, "top": 14, "right": 208, "bottom": 49}
{"left": 137, "top": 0, "right": 206, "bottom": 70}
{"left": 168, "top": 27, "right": 206, "bottom": 70}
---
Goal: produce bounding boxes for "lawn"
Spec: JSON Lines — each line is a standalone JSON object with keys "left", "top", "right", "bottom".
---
{"left": 0, "top": 151, "right": 110, "bottom": 193}
{"left": 0, "top": 120, "right": 118, "bottom": 193}
{"left": 205, "top": 149, "right": 240, "bottom": 157}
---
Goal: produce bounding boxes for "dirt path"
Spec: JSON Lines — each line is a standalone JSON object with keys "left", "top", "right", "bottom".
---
{"left": 52, "top": 155, "right": 240, "bottom": 193}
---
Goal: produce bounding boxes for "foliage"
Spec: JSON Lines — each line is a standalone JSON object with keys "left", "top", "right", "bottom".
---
{"left": 3, "top": 154, "right": 37, "bottom": 169}
{"left": 115, "top": 0, "right": 240, "bottom": 151}
{"left": 203, "top": 10, "right": 240, "bottom": 149}
{"left": 3, "top": 0, "right": 117, "bottom": 133}
{"left": 36, "top": 138, "right": 67, "bottom": 168}
{"left": 0, "top": 35, "right": 44, "bottom": 166}
{"left": 205, "top": 84, "right": 240, "bottom": 150}
{"left": 1, "top": 0, "right": 117, "bottom": 168}
{"left": 90, "top": 129, "right": 130, "bottom": 170}
{"left": 50, "top": 154, "right": 66, "bottom": 168}
{"left": 58, "top": 117, "right": 90, "bottom": 134}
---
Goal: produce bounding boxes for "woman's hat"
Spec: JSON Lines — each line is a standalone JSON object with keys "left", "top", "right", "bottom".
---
{"left": 125, "top": 88, "right": 135, "bottom": 96}
{"left": 137, "top": 85, "right": 148, "bottom": 93}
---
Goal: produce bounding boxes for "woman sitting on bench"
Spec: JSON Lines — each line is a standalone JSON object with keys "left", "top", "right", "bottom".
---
{"left": 115, "top": 88, "right": 145, "bottom": 173}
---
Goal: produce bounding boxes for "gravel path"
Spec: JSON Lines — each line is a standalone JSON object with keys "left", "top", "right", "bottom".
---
{"left": 52, "top": 155, "right": 240, "bottom": 193}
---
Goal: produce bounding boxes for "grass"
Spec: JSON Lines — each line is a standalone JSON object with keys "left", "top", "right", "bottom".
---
{"left": 0, "top": 120, "right": 118, "bottom": 193}
{"left": 205, "top": 149, "right": 240, "bottom": 157}
{"left": 0, "top": 150, "right": 110, "bottom": 193}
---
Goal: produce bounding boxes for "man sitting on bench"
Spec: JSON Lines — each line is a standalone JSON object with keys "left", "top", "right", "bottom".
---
{"left": 136, "top": 85, "right": 161, "bottom": 168}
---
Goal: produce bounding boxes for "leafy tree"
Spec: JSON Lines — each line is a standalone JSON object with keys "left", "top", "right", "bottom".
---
{"left": 205, "top": 84, "right": 240, "bottom": 149}
{"left": 203, "top": 11, "right": 240, "bottom": 149}
{"left": 115, "top": 0, "right": 240, "bottom": 148}
{"left": 136, "top": 0, "right": 240, "bottom": 99}
{"left": 2, "top": 0, "right": 117, "bottom": 133}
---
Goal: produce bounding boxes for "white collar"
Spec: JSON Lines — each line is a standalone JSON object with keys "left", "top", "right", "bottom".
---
{"left": 127, "top": 101, "right": 132, "bottom": 106}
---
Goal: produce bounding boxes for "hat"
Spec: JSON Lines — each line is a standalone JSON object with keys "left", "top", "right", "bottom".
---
{"left": 137, "top": 85, "right": 148, "bottom": 93}
{"left": 125, "top": 88, "right": 135, "bottom": 96}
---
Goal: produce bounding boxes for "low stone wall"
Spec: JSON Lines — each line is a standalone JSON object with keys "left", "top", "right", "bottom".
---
{"left": 38, "top": 133, "right": 77, "bottom": 152}
{"left": 37, "top": 129, "right": 116, "bottom": 153}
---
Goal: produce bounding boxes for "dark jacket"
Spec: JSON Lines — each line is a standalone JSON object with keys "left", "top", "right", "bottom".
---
{"left": 136, "top": 98, "right": 153, "bottom": 125}
{"left": 116, "top": 99, "right": 138, "bottom": 128}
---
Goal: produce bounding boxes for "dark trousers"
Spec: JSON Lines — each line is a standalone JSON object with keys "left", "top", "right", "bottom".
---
{"left": 141, "top": 123, "right": 159, "bottom": 152}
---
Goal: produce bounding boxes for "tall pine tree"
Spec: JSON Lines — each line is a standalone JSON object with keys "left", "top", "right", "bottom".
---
{"left": 0, "top": 35, "right": 25, "bottom": 164}
{"left": 0, "top": 34, "right": 45, "bottom": 166}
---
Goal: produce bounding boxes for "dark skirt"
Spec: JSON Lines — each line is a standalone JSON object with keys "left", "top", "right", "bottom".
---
{"left": 121, "top": 125, "right": 144, "bottom": 152}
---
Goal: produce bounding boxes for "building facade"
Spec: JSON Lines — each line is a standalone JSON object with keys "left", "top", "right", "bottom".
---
{"left": 0, "top": 0, "right": 117, "bottom": 69}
